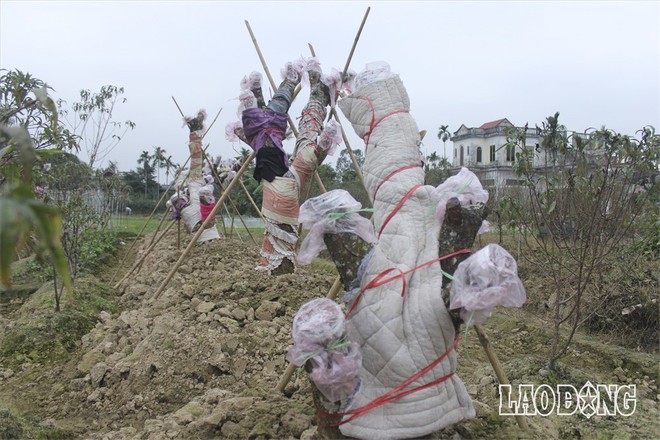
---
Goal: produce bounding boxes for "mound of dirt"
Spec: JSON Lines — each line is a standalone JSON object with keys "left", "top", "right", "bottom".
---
{"left": 1, "top": 229, "right": 658, "bottom": 439}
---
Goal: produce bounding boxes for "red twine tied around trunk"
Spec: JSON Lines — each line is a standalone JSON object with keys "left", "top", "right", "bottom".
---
{"left": 355, "top": 95, "right": 409, "bottom": 151}
{"left": 314, "top": 335, "right": 462, "bottom": 427}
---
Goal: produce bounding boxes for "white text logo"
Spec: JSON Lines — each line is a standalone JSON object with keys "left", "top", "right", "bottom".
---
{"left": 499, "top": 382, "right": 636, "bottom": 418}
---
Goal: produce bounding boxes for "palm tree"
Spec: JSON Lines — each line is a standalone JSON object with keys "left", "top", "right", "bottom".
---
{"left": 137, "top": 150, "right": 152, "bottom": 197}
{"left": 152, "top": 146, "right": 166, "bottom": 194}
{"left": 438, "top": 125, "right": 450, "bottom": 162}
{"left": 163, "top": 155, "right": 176, "bottom": 186}
{"left": 426, "top": 151, "right": 440, "bottom": 170}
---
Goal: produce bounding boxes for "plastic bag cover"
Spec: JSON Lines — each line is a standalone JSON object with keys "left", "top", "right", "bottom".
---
{"left": 449, "top": 244, "right": 526, "bottom": 325}
{"left": 297, "top": 189, "right": 376, "bottom": 265}
{"left": 286, "top": 297, "right": 362, "bottom": 403}
{"left": 434, "top": 167, "right": 489, "bottom": 226}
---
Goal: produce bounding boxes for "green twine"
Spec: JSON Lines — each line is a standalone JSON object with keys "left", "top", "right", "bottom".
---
{"left": 326, "top": 208, "right": 375, "bottom": 223}
{"left": 294, "top": 340, "right": 352, "bottom": 364}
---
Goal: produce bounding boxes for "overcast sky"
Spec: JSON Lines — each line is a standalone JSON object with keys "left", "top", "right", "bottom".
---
{"left": 1, "top": 0, "right": 658, "bottom": 176}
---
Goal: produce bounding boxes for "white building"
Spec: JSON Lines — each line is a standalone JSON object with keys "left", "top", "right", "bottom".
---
{"left": 450, "top": 118, "right": 541, "bottom": 194}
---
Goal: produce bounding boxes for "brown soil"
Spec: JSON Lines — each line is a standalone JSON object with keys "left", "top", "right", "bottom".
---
{"left": 0, "top": 230, "right": 658, "bottom": 439}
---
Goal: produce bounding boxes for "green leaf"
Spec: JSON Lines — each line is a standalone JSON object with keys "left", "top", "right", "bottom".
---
{"left": 547, "top": 200, "right": 556, "bottom": 214}
{"left": 0, "top": 197, "right": 20, "bottom": 286}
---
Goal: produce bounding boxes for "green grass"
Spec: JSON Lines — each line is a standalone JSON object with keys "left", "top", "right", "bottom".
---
{"left": 107, "top": 214, "right": 163, "bottom": 236}
{"left": 109, "top": 215, "right": 266, "bottom": 238}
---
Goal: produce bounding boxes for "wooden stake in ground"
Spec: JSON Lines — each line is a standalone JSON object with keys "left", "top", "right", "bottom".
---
{"left": 308, "top": 29, "right": 370, "bottom": 204}
{"left": 110, "top": 107, "right": 221, "bottom": 281}
{"left": 152, "top": 152, "right": 257, "bottom": 300}
{"left": 474, "top": 324, "right": 529, "bottom": 431}
{"left": 113, "top": 220, "right": 176, "bottom": 290}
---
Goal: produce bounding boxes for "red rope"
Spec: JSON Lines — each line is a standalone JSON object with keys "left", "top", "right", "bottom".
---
{"left": 378, "top": 184, "right": 423, "bottom": 238}
{"left": 296, "top": 108, "right": 323, "bottom": 131}
{"left": 315, "top": 335, "right": 461, "bottom": 427}
{"left": 344, "top": 248, "right": 472, "bottom": 319}
{"left": 374, "top": 164, "right": 422, "bottom": 200}
{"left": 355, "top": 95, "right": 409, "bottom": 150}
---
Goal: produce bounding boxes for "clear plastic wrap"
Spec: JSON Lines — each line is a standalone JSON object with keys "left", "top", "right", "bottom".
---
{"left": 321, "top": 68, "right": 341, "bottom": 108}
{"left": 434, "top": 167, "right": 489, "bottom": 228}
{"left": 237, "top": 90, "right": 257, "bottom": 117}
{"left": 225, "top": 120, "right": 242, "bottom": 142}
{"left": 286, "top": 298, "right": 362, "bottom": 403}
{"left": 240, "top": 71, "right": 262, "bottom": 91}
{"left": 354, "top": 61, "right": 396, "bottom": 92}
{"left": 449, "top": 244, "right": 526, "bottom": 326}
{"left": 297, "top": 190, "right": 376, "bottom": 265}
{"left": 337, "top": 69, "right": 357, "bottom": 99}
{"left": 199, "top": 184, "right": 214, "bottom": 196}
{"left": 281, "top": 58, "right": 307, "bottom": 83}
{"left": 318, "top": 119, "right": 343, "bottom": 156}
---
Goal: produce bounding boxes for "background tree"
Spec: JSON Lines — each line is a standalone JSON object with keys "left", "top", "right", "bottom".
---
{"left": 504, "top": 113, "right": 659, "bottom": 369}
{"left": 336, "top": 148, "right": 364, "bottom": 184}
{"left": 60, "top": 85, "right": 135, "bottom": 169}
{"left": 152, "top": 146, "right": 166, "bottom": 187}
{"left": 0, "top": 69, "right": 73, "bottom": 292}
{"left": 0, "top": 69, "right": 78, "bottom": 180}
{"left": 438, "top": 124, "right": 450, "bottom": 161}
{"left": 163, "top": 155, "right": 177, "bottom": 186}
{"left": 137, "top": 150, "right": 153, "bottom": 197}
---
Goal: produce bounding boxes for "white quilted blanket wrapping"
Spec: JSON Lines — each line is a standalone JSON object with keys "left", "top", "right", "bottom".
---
{"left": 337, "top": 76, "right": 474, "bottom": 439}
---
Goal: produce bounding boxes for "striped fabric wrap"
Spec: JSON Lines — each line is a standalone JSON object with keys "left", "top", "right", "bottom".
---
{"left": 256, "top": 98, "right": 328, "bottom": 271}
{"left": 182, "top": 132, "right": 220, "bottom": 243}
{"left": 188, "top": 132, "right": 203, "bottom": 181}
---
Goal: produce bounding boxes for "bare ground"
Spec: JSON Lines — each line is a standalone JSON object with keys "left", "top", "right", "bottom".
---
{"left": 0, "top": 229, "right": 658, "bottom": 439}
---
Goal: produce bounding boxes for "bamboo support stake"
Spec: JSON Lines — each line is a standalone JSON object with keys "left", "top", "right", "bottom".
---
{"left": 307, "top": 42, "right": 370, "bottom": 206}
{"left": 240, "top": 179, "right": 265, "bottom": 223}
{"left": 244, "top": 20, "right": 300, "bottom": 140}
{"left": 111, "top": 106, "right": 221, "bottom": 282}
{"left": 275, "top": 276, "right": 343, "bottom": 393}
{"left": 474, "top": 324, "right": 529, "bottom": 431}
{"left": 110, "top": 165, "right": 183, "bottom": 283}
{"left": 147, "top": 210, "right": 170, "bottom": 248}
{"left": 153, "top": 152, "right": 256, "bottom": 300}
{"left": 341, "top": 7, "right": 370, "bottom": 81}
{"left": 197, "top": 146, "right": 257, "bottom": 245}
{"left": 113, "top": 220, "right": 176, "bottom": 289}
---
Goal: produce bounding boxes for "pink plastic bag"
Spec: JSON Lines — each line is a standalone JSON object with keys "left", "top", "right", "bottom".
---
{"left": 297, "top": 190, "right": 376, "bottom": 265}
{"left": 286, "top": 298, "right": 362, "bottom": 403}
{"left": 449, "top": 244, "right": 526, "bottom": 326}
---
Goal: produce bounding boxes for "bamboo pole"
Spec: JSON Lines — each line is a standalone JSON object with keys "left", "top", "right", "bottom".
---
{"left": 244, "top": 20, "right": 300, "bottom": 140}
{"left": 110, "top": 107, "right": 221, "bottom": 282}
{"left": 147, "top": 210, "right": 170, "bottom": 248}
{"left": 307, "top": 40, "right": 370, "bottom": 206}
{"left": 275, "top": 276, "right": 343, "bottom": 393}
{"left": 474, "top": 324, "right": 529, "bottom": 431}
{"left": 341, "top": 7, "right": 370, "bottom": 81}
{"left": 240, "top": 178, "right": 265, "bottom": 223}
{"left": 113, "top": 220, "right": 176, "bottom": 289}
{"left": 197, "top": 144, "right": 257, "bottom": 245}
{"left": 110, "top": 164, "right": 182, "bottom": 283}
{"left": 153, "top": 152, "right": 257, "bottom": 300}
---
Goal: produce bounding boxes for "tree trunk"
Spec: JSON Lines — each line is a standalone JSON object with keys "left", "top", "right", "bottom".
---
{"left": 311, "top": 199, "right": 488, "bottom": 431}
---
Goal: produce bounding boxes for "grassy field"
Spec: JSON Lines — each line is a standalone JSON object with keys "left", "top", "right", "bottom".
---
{"left": 107, "top": 214, "right": 266, "bottom": 238}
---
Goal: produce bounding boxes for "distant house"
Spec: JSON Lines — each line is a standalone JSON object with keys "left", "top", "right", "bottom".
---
{"left": 449, "top": 118, "right": 541, "bottom": 195}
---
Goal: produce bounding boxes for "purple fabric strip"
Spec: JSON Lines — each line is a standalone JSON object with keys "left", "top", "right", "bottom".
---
{"left": 242, "top": 108, "right": 288, "bottom": 160}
